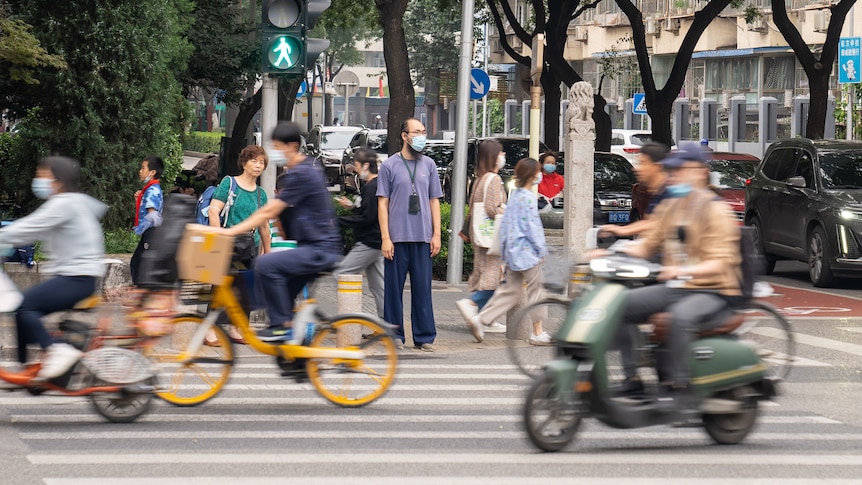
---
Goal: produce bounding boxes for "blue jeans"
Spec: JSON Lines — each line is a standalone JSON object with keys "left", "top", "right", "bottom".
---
{"left": 16, "top": 276, "right": 96, "bottom": 363}
{"left": 471, "top": 290, "right": 494, "bottom": 310}
{"left": 383, "top": 242, "right": 436, "bottom": 346}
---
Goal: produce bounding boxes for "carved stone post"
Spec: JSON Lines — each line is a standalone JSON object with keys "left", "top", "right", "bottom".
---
{"left": 564, "top": 82, "right": 596, "bottom": 271}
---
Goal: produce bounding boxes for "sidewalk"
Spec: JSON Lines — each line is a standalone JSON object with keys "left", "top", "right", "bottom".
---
{"left": 0, "top": 257, "right": 522, "bottom": 357}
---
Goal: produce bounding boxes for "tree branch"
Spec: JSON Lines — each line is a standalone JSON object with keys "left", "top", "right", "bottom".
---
{"left": 487, "top": 0, "right": 530, "bottom": 66}
{"left": 495, "top": 0, "right": 532, "bottom": 45}
{"left": 572, "top": 0, "right": 603, "bottom": 22}
{"left": 530, "top": 0, "right": 546, "bottom": 31}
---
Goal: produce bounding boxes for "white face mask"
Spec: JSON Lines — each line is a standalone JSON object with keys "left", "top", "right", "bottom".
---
{"left": 358, "top": 169, "right": 370, "bottom": 181}
{"left": 496, "top": 154, "right": 506, "bottom": 170}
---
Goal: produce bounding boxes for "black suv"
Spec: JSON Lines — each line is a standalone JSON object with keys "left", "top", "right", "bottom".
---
{"left": 745, "top": 138, "right": 862, "bottom": 286}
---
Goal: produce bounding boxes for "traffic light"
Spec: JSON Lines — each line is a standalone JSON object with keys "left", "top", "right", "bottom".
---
{"left": 261, "top": 0, "right": 331, "bottom": 75}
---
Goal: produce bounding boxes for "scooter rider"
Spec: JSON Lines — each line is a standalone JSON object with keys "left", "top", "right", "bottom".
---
{"left": 610, "top": 143, "right": 743, "bottom": 412}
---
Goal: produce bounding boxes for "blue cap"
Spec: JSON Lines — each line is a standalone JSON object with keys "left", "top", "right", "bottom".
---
{"left": 661, "top": 143, "right": 708, "bottom": 168}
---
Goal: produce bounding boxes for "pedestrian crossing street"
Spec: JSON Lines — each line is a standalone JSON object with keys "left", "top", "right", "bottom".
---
{"left": 2, "top": 327, "right": 862, "bottom": 485}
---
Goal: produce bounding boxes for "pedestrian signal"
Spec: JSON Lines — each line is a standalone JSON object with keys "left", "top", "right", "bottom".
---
{"left": 261, "top": 0, "right": 331, "bottom": 75}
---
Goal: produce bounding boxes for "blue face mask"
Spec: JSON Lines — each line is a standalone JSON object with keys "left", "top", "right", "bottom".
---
{"left": 31, "top": 178, "right": 55, "bottom": 200}
{"left": 533, "top": 173, "right": 543, "bottom": 185}
{"left": 543, "top": 164, "right": 556, "bottom": 173}
{"left": 667, "top": 183, "right": 692, "bottom": 198}
{"left": 409, "top": 135, "right": 427, "bottom": 152}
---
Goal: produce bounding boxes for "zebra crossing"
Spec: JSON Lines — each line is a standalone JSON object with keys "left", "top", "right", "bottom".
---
{"left": 1, "top": 331, "right": 861, "bottom": 485}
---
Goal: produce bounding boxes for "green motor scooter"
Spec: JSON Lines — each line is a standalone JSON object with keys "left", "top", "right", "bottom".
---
{"left": 523, "top": 255, "right": 780, "bottom": 452}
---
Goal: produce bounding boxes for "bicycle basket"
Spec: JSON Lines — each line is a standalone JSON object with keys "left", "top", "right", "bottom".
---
{"left": 81, "top": 347, "right": 154, "bottom": 385}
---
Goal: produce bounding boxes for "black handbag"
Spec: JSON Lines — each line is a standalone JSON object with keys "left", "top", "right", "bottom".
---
{"left": 233, "top": 232, "right": 257, "bottom": 267}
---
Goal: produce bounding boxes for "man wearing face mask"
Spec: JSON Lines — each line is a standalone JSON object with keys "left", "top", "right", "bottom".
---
{"left": 377, "top": 118, "right": 443, "bottom": 352}
{"left": 537, "top": 151, "right": 564, "bottom": 210}
{"left": 607, "top": 144, "right": 742, "bottom": 414}
{"left": 333, "top": 148, "right": 385, "bottom": 319}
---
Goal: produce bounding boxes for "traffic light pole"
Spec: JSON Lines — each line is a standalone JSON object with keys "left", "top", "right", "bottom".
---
{"left": 260, "top": 75, "right": 278, "bottom": 196}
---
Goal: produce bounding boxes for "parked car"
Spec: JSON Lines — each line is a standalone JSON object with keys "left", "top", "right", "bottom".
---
{"left": 611, "top": 129, "right": 653, "bottom": 163}
{"left": 305, "top": 125, "right": 362, "bottom": 186}
{"left": 629, "top": 151, "right": 760, "bottom": 224}
{"left": 744, "top": 138, "right": 862, "bottom": 287}
{"left": 423, "top": 139, "right": 455, "bottom": 186}
{"left": 550, "top": 152, "right": 637, "bottom": 225}
{"left": 341, "top": 128, "right": 389, "bottom": 166}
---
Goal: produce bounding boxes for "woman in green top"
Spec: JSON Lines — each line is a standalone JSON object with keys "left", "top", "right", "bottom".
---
{"left": 205, "top": 145, "right": 270, "bottom": 345}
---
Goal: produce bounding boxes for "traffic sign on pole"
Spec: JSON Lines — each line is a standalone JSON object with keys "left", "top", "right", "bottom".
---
{"left": 469, "top": 68, "right": 491, "bottom": 100}
{"left": 261, "top": 0, "right": 331, "bottom": 75}
{"left": 633, "top": 93, "right": 648, "bottom": 115}
{"left": 839, "top": 37, "right": 861, "bottom": 84}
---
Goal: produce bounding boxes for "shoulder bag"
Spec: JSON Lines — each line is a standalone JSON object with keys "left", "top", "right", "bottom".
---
{"left": 471, "top": 174, "right": 504, "bottom": 253}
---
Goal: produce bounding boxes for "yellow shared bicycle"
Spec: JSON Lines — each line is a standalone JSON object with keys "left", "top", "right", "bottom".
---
{"left": 146, "top": 274, "right": 399, "bottom": 408}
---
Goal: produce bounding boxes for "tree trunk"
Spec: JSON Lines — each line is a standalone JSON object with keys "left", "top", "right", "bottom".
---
{"left": 806, "top": 71, "right": 830, "bottom": 139}
{"left": 376, "top": 0, "right": 413, "bottom": 153}
{"left": 541, "top": 71, "right": 561, "bottom": 151}
{"left": 226, "top": 89, "right": 262, "bottom": 176}
{"left": 648, "top": 101, "right": 674, "bottom": 148}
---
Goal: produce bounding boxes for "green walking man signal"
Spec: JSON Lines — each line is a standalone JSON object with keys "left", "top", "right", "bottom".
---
{"left": 261, "top": 0, "right": 331, "bottom": 75}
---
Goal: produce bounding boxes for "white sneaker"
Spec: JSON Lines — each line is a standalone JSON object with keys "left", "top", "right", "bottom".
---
{"left": 529, "top": 331, "right": 553, "bottom": 346}
{"left": 38, "top": 343, "right": 83, "bottom": 379}
{"left": 455, "top": 299, "right": 478, "bottom": 322}
{"left": 468, "top": 315, "right": 485, "bottom": 343}
{"left": 484, "top": 321, "right": 507, "bottom": 333}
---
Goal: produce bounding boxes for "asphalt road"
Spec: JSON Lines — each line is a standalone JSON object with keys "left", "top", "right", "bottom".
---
{"left": 0, "top": 317, "right": 861, "bottom": 484}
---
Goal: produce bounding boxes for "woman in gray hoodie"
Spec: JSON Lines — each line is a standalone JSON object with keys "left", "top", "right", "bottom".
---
{"left": 0, "top": 156, "right": 106, "bottom": 380}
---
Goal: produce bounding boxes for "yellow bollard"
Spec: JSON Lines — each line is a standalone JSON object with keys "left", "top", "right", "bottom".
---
{"left": 336, "top": 274, "right": 363, "bottom": 346}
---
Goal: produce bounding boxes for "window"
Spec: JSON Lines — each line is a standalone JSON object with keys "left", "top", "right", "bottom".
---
{"left": 370, "top": 52, "right": 386, "bottom": 69}
{"left": 819, "top": 151, "right": 862, "bottom": 189}
{"left": 793, "top": 152, "right": 816, "bottom": 189}
{"left": 762, "top": 148, "right": 798, "bottom": 182}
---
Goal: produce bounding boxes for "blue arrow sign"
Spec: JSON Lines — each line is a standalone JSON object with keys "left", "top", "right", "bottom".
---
{"left": 839, "top": 37, "right": 861, "bottom": 84}
{"left": 470, "top": 68, "right": 491, "bottom": 100}
{"left": 297, "top": 80, "right": 308, "bottom": 98}
{"left": 632, "top": 93, "right": 648, "bottom": 115}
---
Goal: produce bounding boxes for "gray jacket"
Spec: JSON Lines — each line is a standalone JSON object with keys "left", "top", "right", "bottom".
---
{"left": 0, "top": 193, "right": 107, "bottom": 277}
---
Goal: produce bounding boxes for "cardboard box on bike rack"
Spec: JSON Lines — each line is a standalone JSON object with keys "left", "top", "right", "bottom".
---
{"left": 177, "top": 223, "right": 235, "bottom": 285}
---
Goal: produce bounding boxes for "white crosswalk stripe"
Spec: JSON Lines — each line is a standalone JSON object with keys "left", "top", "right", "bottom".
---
{"left": 1, "top": 330, "right": 860, "bottom": 484}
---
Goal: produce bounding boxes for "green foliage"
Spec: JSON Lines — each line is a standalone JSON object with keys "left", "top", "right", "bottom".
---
{"left": 180, "top": 0, "right": 259, "bottom": 106}
{"left": 183, "top": 131, "right": 223, "bottom": 153}
{"left": 9, "top": 0, "right": 193, "bottom": 230}
{"left": 432, "top": 202, "right": 473, "bottom": 281}
{"left": 0, "top": 125, "right": 38, "bottom": 217}
{"left": 0, "top": 9, "right": 66, "bottom": 86}
{"left": 313, "top": 0, "right": 380, "bottom": 74}
{"left": 404, "top": 0, "right": 461, "bottom": 85}
{"left": 104, "top": 229, "right": 140, "bottom": 254}
{"left": 333, "top": 198, "right": 356, "bottom": 254}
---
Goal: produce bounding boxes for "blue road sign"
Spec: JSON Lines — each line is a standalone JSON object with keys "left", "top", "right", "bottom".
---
{"left": 839, "top": 37, "right": 861, "bottom": 84}
{"left": 297, "top": 80, "right": 308, "bottom": 98}
{"left": 633, "top": 93, "right": 648, "bottom": 115}
{"left": 470, "top": 68, "right": 491, "bottom": 100}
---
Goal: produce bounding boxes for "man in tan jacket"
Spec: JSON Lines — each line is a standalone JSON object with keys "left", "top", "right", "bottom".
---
{"left": 615, "top": 144, "right": 742, "bottom": 412}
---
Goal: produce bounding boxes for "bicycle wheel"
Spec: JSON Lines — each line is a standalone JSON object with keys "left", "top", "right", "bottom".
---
{"left": 507, "top": 296, "right": 571, "bottom": 378}
{"left": 146, "top": 314, "right": 235, "bottom": 406}
{"left": 89, "top": 377, "right": 155, "bottom": 423}
{"left": 734, "top": 300, "right": 795, "bottom": 380}
{"left": 306, "top": 314, "right": 398, "bottom": 408}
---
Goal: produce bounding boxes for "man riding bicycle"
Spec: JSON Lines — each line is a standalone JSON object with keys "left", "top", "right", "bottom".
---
{"left": 223, "top": 122, "right": 342, "bottom": 343}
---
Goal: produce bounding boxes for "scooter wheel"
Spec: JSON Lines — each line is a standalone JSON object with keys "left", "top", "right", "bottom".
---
{"left": 523, "top": 370, "right": 581, "bottom": 452}
{"left": 702, "top": 385, "right": 759, "bottom": 445}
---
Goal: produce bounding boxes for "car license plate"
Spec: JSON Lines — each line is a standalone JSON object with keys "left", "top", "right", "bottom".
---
{"left": 609, "top": 211, "right": 629, "bottom": 223}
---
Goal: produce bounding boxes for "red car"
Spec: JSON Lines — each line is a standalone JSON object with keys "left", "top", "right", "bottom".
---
{"left": 630, "top": 151, "right": 760, "bottom": 224}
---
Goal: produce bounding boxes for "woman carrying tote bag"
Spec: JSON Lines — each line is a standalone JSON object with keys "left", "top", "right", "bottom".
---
{"left": 455, "top": 140, "right": 507, "bottom": 332}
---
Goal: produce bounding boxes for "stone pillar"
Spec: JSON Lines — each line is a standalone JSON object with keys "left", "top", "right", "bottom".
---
{"left": 699, "top": 98, "right": 718, "bottom": 144}
{"left": 728, "top": 96, "right": 746, "bottom": 153}
{"left": 564, "top": 81, "right": 596, "bottom": 267}
{"left": 759, "top": 97, "right": 778, "bottom": 156}
{"left": 672, "top": 98, "right": 690, "bottom": 143}
{"left": 336, "top": 274, "right": 363, "bottom": 346}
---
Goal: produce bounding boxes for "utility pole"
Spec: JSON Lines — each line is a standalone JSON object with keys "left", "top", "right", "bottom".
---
{"left": 445, "top": 0, "right": 475, "bottom": 285}
{"left": 529, "top": 34, "right": 544, "bottom": 159}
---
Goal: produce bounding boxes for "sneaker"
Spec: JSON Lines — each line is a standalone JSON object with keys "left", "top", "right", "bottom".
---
{"left": 529, "top": 331, "right": 552, "bottom": 346}
{"left": 37, "top": 343, "right": 83, "bottom": 379}
{"left": 455, "top": 299, "right": 478, "bottom": 322}
{"left": 414, "top": 343, "right": 435, "bottom": 352}
{"left": 393, "top": 340, "right": 404, "bottom": 351}
{"left": 467, "top": 315, "right": 484, "bottom": 343}
{"left": 257, "top": 326, "right": 292, "bottom": 342}
{"left": 484, "top": 322, "right": 507, "bottom": 333}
